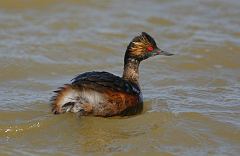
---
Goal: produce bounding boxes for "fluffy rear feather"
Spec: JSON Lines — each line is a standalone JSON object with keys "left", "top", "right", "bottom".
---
{"left": 51, "top": 84, "right": 105, "bottom": 114}
{"left": 51, "top": 85, "right": 77, "bottom": 114}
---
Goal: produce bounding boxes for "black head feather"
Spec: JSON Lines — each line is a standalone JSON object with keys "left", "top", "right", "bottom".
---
{"left": 124, "top": 32, "right": 158, "bottom": 63}
{"left": 141, "top": 32, "right": 157, "bottom": 48}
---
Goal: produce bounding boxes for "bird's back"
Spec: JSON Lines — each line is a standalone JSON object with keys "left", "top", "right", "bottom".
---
{"left": 51, "top": 71, "right": 143, "bottom": 116}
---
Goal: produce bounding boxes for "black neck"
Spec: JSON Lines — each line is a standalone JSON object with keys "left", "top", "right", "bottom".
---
{"left": 122, "top": 57, "right": 140, "bottom": 86}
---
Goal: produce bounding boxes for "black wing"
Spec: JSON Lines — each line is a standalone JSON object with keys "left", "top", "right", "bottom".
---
{"left": 71, "top": 71, "right": 140, "bottom": 95}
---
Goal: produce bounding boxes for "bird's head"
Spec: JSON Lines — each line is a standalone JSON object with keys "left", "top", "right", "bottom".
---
{"left": 124, "top": 32, "right": 173, "bottom": 64}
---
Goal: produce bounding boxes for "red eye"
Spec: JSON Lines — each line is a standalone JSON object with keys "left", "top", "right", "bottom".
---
{"left": 147, "top": 46, "right": 153, "bottom": 52}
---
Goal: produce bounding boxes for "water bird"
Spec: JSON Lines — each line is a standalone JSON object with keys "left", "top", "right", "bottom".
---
{"left": 51, "top": 32, "right": 173, "bottom": 116}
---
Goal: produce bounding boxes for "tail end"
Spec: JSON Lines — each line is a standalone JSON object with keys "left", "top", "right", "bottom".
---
{"left": 51, "top": 84, "right": 78, "bottom": 114}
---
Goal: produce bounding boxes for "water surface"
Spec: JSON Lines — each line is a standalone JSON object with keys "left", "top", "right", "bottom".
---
{"left": 0, "top": 0, "right": 240, "bottom": 155}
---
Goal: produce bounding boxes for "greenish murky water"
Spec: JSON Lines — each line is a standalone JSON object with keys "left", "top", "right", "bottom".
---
{"left": 0, "top": 0, "right": 240, "bottom": 155}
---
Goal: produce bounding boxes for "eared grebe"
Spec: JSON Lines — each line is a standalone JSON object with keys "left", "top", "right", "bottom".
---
{"left": 51, "top": 32, "right": 173, "bottom": 116}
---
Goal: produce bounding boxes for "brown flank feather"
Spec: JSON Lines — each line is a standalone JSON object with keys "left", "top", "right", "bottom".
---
{"left": 97, "top": 90, "right": 140, "bottom": 116}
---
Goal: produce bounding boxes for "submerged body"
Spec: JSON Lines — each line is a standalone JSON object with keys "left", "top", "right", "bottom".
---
{"left": 51, "top": 32, "right": 173, "bottom": 116}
